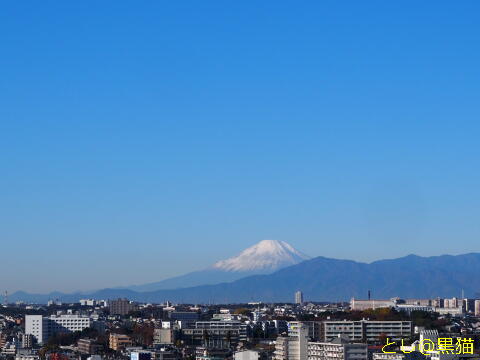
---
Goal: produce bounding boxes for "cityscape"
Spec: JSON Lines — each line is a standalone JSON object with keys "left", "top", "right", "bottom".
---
{"left": 1, "top": 240, "right": 480, "bottom": 360}
{"left": 2, "top": 2, "right": 480, "bottom": 360}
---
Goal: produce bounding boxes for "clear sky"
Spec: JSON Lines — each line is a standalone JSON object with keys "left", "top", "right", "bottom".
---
{"left": 1, "top": 1, "right": 480, "bottom": 293}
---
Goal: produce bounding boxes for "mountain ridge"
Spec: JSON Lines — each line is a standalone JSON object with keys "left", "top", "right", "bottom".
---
{"left": 9, "top": 252, "right": 480, "bottom": 304}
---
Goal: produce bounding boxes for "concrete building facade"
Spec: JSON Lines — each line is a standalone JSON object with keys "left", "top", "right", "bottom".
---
{"left": 322, "top": 320, "right": 411, "bottom": 342}
{"left": 25, "top": 315, "right": 92, "bottom": 345}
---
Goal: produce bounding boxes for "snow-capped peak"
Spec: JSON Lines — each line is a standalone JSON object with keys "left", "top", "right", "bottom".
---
{"left": 212, "top": 240, "right": 309, "bottom": 272}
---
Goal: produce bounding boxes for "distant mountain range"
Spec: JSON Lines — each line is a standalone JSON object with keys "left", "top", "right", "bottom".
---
{"left": 9, "top": 240, "right": 309, "bottom": 303}
{"left": 9, "top": 244, "right": 480, "bottom": 304}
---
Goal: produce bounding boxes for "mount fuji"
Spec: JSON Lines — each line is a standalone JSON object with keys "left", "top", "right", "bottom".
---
{"left": 125, "top": 240, "right": 309, "bottom": 292}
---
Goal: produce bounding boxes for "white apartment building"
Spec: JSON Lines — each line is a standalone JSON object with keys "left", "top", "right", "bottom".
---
{"left": 308, "top": 338, "right": 367, "bottom": 360}
{"left": 433, "top": 307, "right": 464, "bottom": 316}
{"left": 25, "top": 315, "right": 92, "bottom": 344}
{"left": 275, "top": 325, "right": 309, "bottom": 360}
{"left": 275, "top": 325, "right": 367, "bottom": 360}
{"left": 289, "top": 321, "right": 322, "bottom": 341}
{"left": 195, "top": 320, "right": 248, "bottom": 341}
{"left": 323, "top": 320, "right": 411, "bottom": 342}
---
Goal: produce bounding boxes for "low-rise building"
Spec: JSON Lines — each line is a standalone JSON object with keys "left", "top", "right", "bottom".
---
{"left": 350, "top": 299, "right": 397, "bottom": 311}
{"left": 234, "top": 349, "right": 266, "bottom": 360}
{"left": 308, "top": 337, "right": 367, "bottom": 360}
{"left": 183, "top": 321, "right": 248, "bottom": 349}
{"left": 77, "top": 338, "right": 102, "bottom": 354}
{"left": 109, "top": 334, "right": 132, "bottom": 351}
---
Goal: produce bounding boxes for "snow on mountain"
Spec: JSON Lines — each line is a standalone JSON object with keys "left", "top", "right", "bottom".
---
{"left": 212, "top": 239, "right": 309, "bottom": 272}
{"left": 115, "top": 239, "right": 309, "bottom": 292}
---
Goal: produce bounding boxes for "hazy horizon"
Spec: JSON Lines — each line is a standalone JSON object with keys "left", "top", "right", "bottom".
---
{"left": 7, "top": 243, "right": 480, "bottom": 294}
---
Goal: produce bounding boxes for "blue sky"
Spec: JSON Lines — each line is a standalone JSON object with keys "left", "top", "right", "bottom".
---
{"left": 1, "top": 1, "right": 480, "bottom": 293}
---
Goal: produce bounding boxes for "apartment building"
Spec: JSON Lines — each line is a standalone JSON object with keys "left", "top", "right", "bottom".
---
{"left": 322, "top": 320, "right": 411, "bottom": 342}
{"left": 109, "top": 333, "right": 132, "bottom": 351}
{"left": 275, "top": 335, "right": 308, "bottom": 360}
{"left": 25, "top": 315, "right": 92, "bottom": 344}
{"left": 276, "top": 325, "right": 367, "bottom": 360}
{"left": 289, "top": 322, "right": 322, "bottom": 341}
{"left": 108, "top": 299, "right": 138, "bottom": 316}
{"left": 153, "top": 327, "right": 178, "bottom": 345}
{"left": 77, "top": 338, "right": 103, "bottom": 354}
{"left": 308, "top": 338, "right": 367, "bottom": 360}
{"left": 182, "top": 321, "right": 248, "bottom": 349}
{"left": 274, "top": 325, "right": 309, "bottom": 360}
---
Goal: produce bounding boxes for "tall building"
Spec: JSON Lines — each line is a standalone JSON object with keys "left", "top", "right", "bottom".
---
{"left": 295, "top": 291, "right": 304, "bottom": 305}
{"left": 475, "top": 300, "right": 480, "bottom": 317}
{"left": 108, "top": 298, "right": 137, "bottom": 316}
{"left": 289, "top": 321, "right": 322, "bottom": 341}
{"left": 463, "top": 298, "right": 475, "bottom": 313}
{"left": 25, "top": 315, "right": 92, "bottom": 344}
{"left": 443, "top": 297, "right": 460, "bottom": 309}
{"left": 274, "top": 324, "right": 309, "bottom": 360}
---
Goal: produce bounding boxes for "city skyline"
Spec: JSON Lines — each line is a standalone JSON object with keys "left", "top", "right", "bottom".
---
{"left": 2, "top": 1, "right": 480, "bottom": 293}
